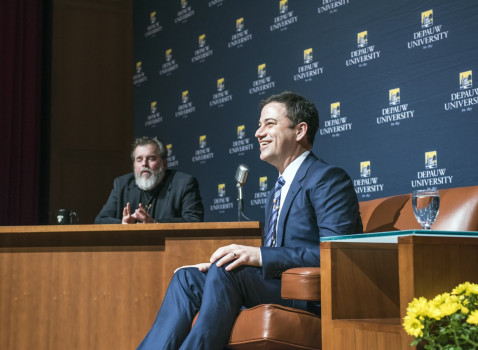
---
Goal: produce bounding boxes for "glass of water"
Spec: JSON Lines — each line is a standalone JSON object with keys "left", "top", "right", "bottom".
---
{"left": 412, "top": 189, "right": 440, "bottom": 230}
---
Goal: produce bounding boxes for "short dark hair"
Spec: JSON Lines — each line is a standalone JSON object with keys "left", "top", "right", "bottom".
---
{"left": 131, "top": 136, "right": 167, "bottom": 161}
{"left": 260, "top": 91, "right": 319, "bottom": 146}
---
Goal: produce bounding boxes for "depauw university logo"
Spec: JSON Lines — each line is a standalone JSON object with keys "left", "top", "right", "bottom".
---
{"left": 331, "top": 102, "right": 340, "bottom": 118}
{"left": 443, "top": 70, "right": 476, "bottom": 111}
{"left": 259, "top": 177, "right": 268, "bottom": 191}
{"left": 460, "top": 71, "right": 472, "bottom": 89}
{"left": 166, "top": 143, "right": 178, "bottom": 167}
{"left": 181, "top": 0, "right": 188, "bottom": 9}
{"left": 199, "top": 135, "right": 207, "bottom": 149}
{"left": 258, "top": 64, "right": 266, "bottom": 78}
{"left": 389, "top": 88, "right": 400, "bottom": 106}
{"left": 237, "top": 125, "right": 245, "bottom": 139}
{"left": 412, "top": 150, "right": 452, "bottom": 188}
{"left": 425, "top": 151, "right": 437, "bottom": 169}
{"left": 218, "top": 184, "right": 226, "bottom": 198}
{"left": 217, "top": 78, "right": 225, "bottom": 92}
{"left": 182, "top": 90, "right": 189, "bottom": 103}
{"left": 136, "top": 61, "right": 142, "bottom": 73}
{"left": 270, "top": 0, "right": 297, "bottom": 32}
{"left": 165, "top": 49, "right": 172, "bottom": 62}
{"left": 360, "top": 161, "right": 371, "bottom": 178}
{"left": 304, "top": 48, "right": 313, "bottom": 64}
{"left": 421, "top": 10, "right": 433, "bottom": 28}
{"left": 280, "top": 0, "right": 288, "bottom": 14}
{"left": 354, "top": 160, "right": 384, "bottom": 197}
{"left": 150, "top": 101, "right": 157, "bottom": 114}
{"left": 199, "top": 34, "right": 206, "bottom": 48}
{"left": 357, "top": 31, "right": 368, "bottom": 48}
{"left": 236, "top": 18, "right": 244, "bottom": 32}
{"left": 150, "top": 11, "right": 156, "bottom": 24}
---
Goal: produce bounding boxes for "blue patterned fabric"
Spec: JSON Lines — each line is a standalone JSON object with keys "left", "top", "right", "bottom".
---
{"left": 264, "top": 176, "right": 285, "bottom": 247}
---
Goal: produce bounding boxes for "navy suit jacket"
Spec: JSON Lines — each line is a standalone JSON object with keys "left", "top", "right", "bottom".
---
{"left": 261, "top": 152, "right": 362, "bottom": 279}
{"left": 94, "top": 169, "right": 204, "bottom": 224}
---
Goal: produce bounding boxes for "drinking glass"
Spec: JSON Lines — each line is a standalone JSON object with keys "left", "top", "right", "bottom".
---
{"left": 412, "top": 189, "right": 440, "bottom": 230}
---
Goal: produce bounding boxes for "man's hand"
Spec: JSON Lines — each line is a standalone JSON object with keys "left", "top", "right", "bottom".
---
{"left": 122, "top": 203, "right": 135, "bottom": 224}
{"left": 174, "top": 263, "right": 211, "bottom": 274}
{"left": 210, "top": 244, "right": 262, "bottom": 271}
{"left": 131, "top": 203, "right": 156, "bottom": 223}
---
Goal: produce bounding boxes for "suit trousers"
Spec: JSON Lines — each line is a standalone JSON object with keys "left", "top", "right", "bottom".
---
{"left": 137, "top": 262, "right": 290, "bottom": 350}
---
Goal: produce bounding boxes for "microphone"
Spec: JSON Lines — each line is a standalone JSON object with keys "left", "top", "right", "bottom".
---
{"left": 235, "top": 164, "right": 249, "bottom": 186}
{"left": 235, "top": 164, "right": 250, "bottom": 221}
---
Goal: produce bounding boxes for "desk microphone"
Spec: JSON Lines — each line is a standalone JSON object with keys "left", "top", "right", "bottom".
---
{"left": 235, "top": 164, "right": 251, "bottom": 221}
{"left": 235, "top": 164, "right": 249, "bottom": 186}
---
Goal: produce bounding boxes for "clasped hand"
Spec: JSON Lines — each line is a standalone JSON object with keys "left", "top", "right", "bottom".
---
{"left": 122, "top": 202, "right": 155, "bottom": 224}
{"left": 174, "top": 244, "right": 262, "bottom": 273}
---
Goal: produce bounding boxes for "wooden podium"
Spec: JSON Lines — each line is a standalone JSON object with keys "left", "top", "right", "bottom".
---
{"left": 0, "top": 222, "right": 262, "bottom": 350}
{"left": 320, "top": 231, "right": 478, "bottom": 350}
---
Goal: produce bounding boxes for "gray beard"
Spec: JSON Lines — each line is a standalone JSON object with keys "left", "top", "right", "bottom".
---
{"left": 135, "top": 167, "right": 164, "bottom": 191}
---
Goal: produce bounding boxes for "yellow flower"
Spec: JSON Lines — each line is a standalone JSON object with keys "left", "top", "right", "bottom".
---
{"left": 439, "top": 301, "right": 461, "bottom": 317}
{"left": 452, "top": 282, "right": 470, "bottom": 295}
{"left": 427, "top": 304, "right": 443, "bottom": 320}
{"left": 469, "top": 283, "right": 478, "bottom": 295}
{"left": 404, "top": 282, "right": 478, "bottom": 345}
{"left": 452, "top": 282, "right": 478, "bottom": 296}
{"left": 432, "top": 292, "right": 450, "bottom": 305}
{"left": 467, "top": 310, "right": 478, "bottom": 325}
{"left": 403, "top": 315, "right": 424, "bottom": 338}
{"left": 406, "top": 297, "right": 429, "bottom": 318}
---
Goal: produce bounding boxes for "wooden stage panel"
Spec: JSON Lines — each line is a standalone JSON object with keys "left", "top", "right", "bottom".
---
{"left": 0, "top": 222, "right": 262, "bottom": 350}
{"left": 0, "top": 246, "right": 165, "bottom": 349}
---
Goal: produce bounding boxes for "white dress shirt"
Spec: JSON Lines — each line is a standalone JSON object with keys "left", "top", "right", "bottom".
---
{"left": 276, "top": 150, "right": 310, "bottom": 223}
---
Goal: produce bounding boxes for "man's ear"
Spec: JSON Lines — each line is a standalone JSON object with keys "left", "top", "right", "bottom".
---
{"left": 296, "top": 122, "right": 308, "bottom": 142}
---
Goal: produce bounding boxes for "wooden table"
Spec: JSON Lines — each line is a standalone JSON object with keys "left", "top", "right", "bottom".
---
{"left": 320, "top": 231, "right": 478, "bottom": 350}
{"left": 0, "top": 222, "right": 262, "bottom": 350}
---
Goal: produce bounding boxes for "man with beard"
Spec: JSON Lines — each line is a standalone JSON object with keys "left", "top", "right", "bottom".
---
{"left": 95, "top": 137, "right": 204, "bottom": 224}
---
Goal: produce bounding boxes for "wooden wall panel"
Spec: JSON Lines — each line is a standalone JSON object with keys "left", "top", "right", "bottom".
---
{"left": 49, "top": 0, "right": 133, "bottom": 224}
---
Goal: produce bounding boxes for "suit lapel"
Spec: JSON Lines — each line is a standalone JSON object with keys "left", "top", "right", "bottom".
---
{"left": 275, "top": 153, "right": 317, "bottom": 247}
{"left": 154, "top": 170, "right": 173, "bottom": 220}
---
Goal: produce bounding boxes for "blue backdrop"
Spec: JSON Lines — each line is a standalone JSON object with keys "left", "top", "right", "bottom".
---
{"left": 133, "top": 0, "right": 478, "bottom": 222}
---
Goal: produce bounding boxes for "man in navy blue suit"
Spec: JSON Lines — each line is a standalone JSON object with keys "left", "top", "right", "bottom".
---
{"left": 137, "top": 91, "right": 362, "bottom": 350}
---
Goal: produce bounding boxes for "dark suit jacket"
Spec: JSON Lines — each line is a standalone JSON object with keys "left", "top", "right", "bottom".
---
{"left": 261, "top": 152, "right": 362, "bottom": 279}
{"left": 94, "top": 169, "right": 204, "bottom": 224}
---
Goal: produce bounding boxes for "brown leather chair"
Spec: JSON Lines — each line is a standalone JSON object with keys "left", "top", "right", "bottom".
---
{"left": 192, "top": 266, "right": 322, "bottom": 349}
{"left": 360, "top": 185, "right": 478, "bottom": 232}
{"left": 221, "top": 185, "right": 478, "bottom": 349}
{"left": 226, "top": 267, "right": 322, "bottom": 349}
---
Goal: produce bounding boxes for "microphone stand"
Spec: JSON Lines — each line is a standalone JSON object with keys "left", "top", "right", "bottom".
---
{"left": 236, "top": 183, "right": 251, "bottom": 221}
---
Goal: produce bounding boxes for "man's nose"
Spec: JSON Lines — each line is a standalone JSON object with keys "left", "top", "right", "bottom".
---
{"left": 255, "top": 126, "right": 263, "bottom": 139}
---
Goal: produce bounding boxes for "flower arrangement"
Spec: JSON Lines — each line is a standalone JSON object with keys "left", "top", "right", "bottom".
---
{"left": 403, "top": 282, "right": 478, "bottom": 349}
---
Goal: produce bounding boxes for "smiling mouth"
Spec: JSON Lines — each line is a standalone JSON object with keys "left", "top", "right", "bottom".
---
{"left": 259, "top": 141, "right": 271, "bottom": 150}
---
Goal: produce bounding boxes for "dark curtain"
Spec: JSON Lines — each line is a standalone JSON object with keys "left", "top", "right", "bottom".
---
{"left": 0, "top": 1, "right": 46, "bottom": 225}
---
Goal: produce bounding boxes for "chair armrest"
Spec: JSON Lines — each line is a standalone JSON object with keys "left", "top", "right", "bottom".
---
{"left": 281, "top": 267, "right": 321, "bottom": 301}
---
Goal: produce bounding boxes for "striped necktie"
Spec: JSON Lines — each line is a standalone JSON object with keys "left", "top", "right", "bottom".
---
{"left": 264, "top": 176, "right": 285, "bottom": 247}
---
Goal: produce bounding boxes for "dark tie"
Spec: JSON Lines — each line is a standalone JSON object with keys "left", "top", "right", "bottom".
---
{"left": 264, "top": 176, "right": 285, "bottom": 247}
